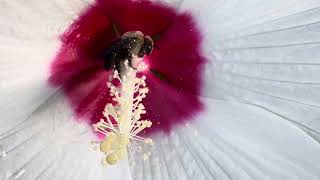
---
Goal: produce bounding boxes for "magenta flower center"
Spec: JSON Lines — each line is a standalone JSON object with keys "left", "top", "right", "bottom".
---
{"left": 48, "top": 0, "right": 206, "bottom": 135}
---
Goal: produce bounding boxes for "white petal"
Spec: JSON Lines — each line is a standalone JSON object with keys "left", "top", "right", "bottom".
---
{"left": 129, "top": 0, "right": 320, "bottom": 179}
{"left": 0, "top": 1, "right": 132, "bottom": 179}
{"left": 0, "top": 0, "right": 90, "bottom": 133}
{"left": 131, "top": 98, "right": 320, "bottom": 180}
{"left": 0, "top": 0, "right": 91, "bottom": 41}
{"left": 0, "top": 91, "right": 132, "bottom": 180}
{"left": 179, "top": 0, "right": 320, "bottom": 140}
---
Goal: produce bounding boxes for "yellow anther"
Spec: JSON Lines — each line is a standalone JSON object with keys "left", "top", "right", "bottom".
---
{"left": 143, "top": 120, "right": 152, "bottom": 128}
{"left": 100, "top": 140, "right": 112, "bottom": 153}
{"left": 144, "top": 138, "right": 153, "bottom": 145}
{"left": 106, "top": 152, "right": 119, "bottom": 165}
{"left": 107, "top": 132, "right": 117, "bottom": 141}
{"left": 100, "top": 132, "right": 117, "bottom": 152}
{"left": 143, "top": 153, "right": 149, "bottom": 161}
{"left": 117, "top": 134, "right": 129, "bottom": 147}
{"left": 116, "top": 148, "right": 127, "bottom": 159}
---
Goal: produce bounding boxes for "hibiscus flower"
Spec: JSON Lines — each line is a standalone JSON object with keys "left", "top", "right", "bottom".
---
{"left": 1, "top": 0, "right": 320, "bottom": 180}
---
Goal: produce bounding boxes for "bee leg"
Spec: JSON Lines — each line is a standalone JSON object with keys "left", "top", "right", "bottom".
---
{"left": 129, "top": 60, "right": 137, "bottom": 70}
{"left": 114, "top": 58, "right": 122, "bottom": 74}
{"left": 104, "top": 58, "right": 114, "bottom": 70}
{"left": 103, "top": 45, "right": 118, "bottom": 71}
{"left": 150, "top": 69, "right": 169, "bottom": 82}
{"left": 127, "top": 55, "right": 137, "bottom": 70}
{"left": 115, "top": 64, "right": 122, "bottom": 75}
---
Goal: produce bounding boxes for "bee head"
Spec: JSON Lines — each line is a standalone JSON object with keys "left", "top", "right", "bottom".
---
{"left": 138, "top": 36, "right": 154, "bottom": 58}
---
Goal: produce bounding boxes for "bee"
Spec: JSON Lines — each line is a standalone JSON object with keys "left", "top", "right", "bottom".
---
{"left": 103, "top": 31, "right": 154, "bottom": 74}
